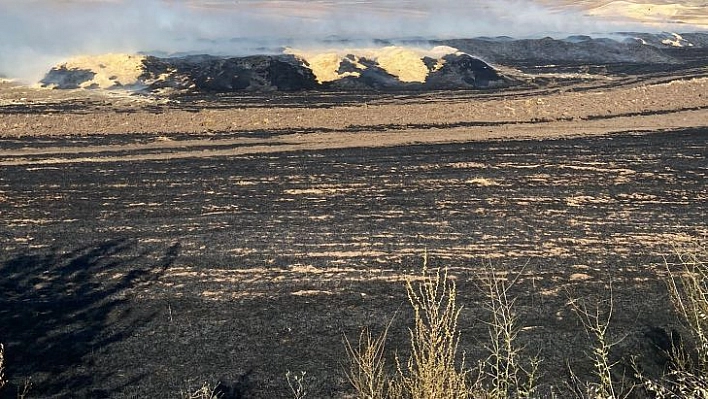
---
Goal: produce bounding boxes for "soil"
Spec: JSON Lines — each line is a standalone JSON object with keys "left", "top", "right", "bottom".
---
{"left": 0, "top": 61, "right": 706, "bottom": 398}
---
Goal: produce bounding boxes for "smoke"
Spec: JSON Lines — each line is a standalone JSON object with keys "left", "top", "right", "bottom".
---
{"left": 0, "top": 0, "right": 648, "bottom": 82}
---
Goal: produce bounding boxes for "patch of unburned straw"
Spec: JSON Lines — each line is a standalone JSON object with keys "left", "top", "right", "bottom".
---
{"left": 465, "top": 177, "right": 500, "bottom": 187}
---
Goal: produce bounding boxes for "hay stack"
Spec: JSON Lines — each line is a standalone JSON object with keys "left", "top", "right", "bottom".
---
{"left": 42, "top": 54, "right": 146, "bottom": 89}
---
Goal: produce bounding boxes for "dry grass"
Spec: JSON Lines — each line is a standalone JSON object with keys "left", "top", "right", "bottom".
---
{"left": 667, "top": 241, "right": 708, "bottom": 370}
{"left": 344, "top": 240, "right": 708, "bottom": 399}
{"left": 0, "top": 344, "right": 32, "bottom": 399}
{"left": 286, "top": 370, "right": 309, "bottom": 399}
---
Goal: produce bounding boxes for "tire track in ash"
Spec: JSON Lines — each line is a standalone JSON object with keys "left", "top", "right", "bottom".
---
{"left": 1, "top": 106, "right": 707, "bottom": 167}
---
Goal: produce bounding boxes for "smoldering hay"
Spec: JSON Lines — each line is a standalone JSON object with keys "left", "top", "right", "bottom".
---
{"left": 39, "top": 46, "right": 510, "bottom": 92}
{"left": 37, "top": 31, "right": 708, "bottom": 93}
{"left": 40, "top": 54, "right": 149, "bottom": 90}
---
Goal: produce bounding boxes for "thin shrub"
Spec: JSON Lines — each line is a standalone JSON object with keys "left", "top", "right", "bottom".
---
{"left": 286, "top": 370, "right": 308, "bottom": 399}
{"left": 393, "top": 264, "right": 470, "bottom": 398}
{"left": 345, "top": 259, "right": 540, "bottom": 399}
{"left": 181, "top": 382, "right": 222, "bottom": 399}
{"left": 567, "top": 285, "right": 635, "bottom": 399}
{"left": 474, "top": 265, "right": 540, "bottom": 399}
{"left": 344, "top": 259, "right": 470, "bottom": 399}
{"left": 0, "top": 343, "right": 5, "bottom": 392}
{"left": 344, "top": 324, "right": 391, "bottom": 399}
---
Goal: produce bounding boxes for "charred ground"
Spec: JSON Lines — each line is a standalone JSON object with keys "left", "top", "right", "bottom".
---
{"left": 1, "top": 127, "right": 706, "bottom": 397}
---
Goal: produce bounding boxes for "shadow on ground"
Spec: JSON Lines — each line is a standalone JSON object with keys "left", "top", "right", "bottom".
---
{"left": 0, "top": 239, "right": 180, "bottom": 398}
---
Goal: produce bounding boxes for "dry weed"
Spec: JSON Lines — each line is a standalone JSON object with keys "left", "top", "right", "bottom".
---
{"left": 181, "top": 382, "right": 222, "bottom": 399}
{"left": 286, "top": 370, "right": 309, "bottom": 399}
{"left": 345, "top": 258, "right": 544, "bottom": 398}
{"left": 474, "top": 265, "right": 540, "bottom": 399}
{"left": 344, "top": 256, "right": 470, "bottom": 398}
{"left": 393, "top": 263, "right": 470, "bottom": 398}
{"left": 567, "top": 285, "right": 635, "bottom": 399}
{"left": 0, "top": 343, "right": 5, "bottom": 391}
{"left": 344, "top": 325, "right": 391, "bottom": 399}
{"left": 636, "top": 240, "right": 708, "bottom": 398}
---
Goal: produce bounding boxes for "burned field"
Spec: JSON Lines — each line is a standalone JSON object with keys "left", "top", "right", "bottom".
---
{"left": 1, "top": 31, "right": 707, "bottom": 397}
{"left": 0, "top": 125, "right": 706, "bottom": 397}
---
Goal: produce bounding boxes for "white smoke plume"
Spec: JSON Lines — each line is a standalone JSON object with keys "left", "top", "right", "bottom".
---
{"left": 0, "top": 0, "right": 654, "bottom": 82}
